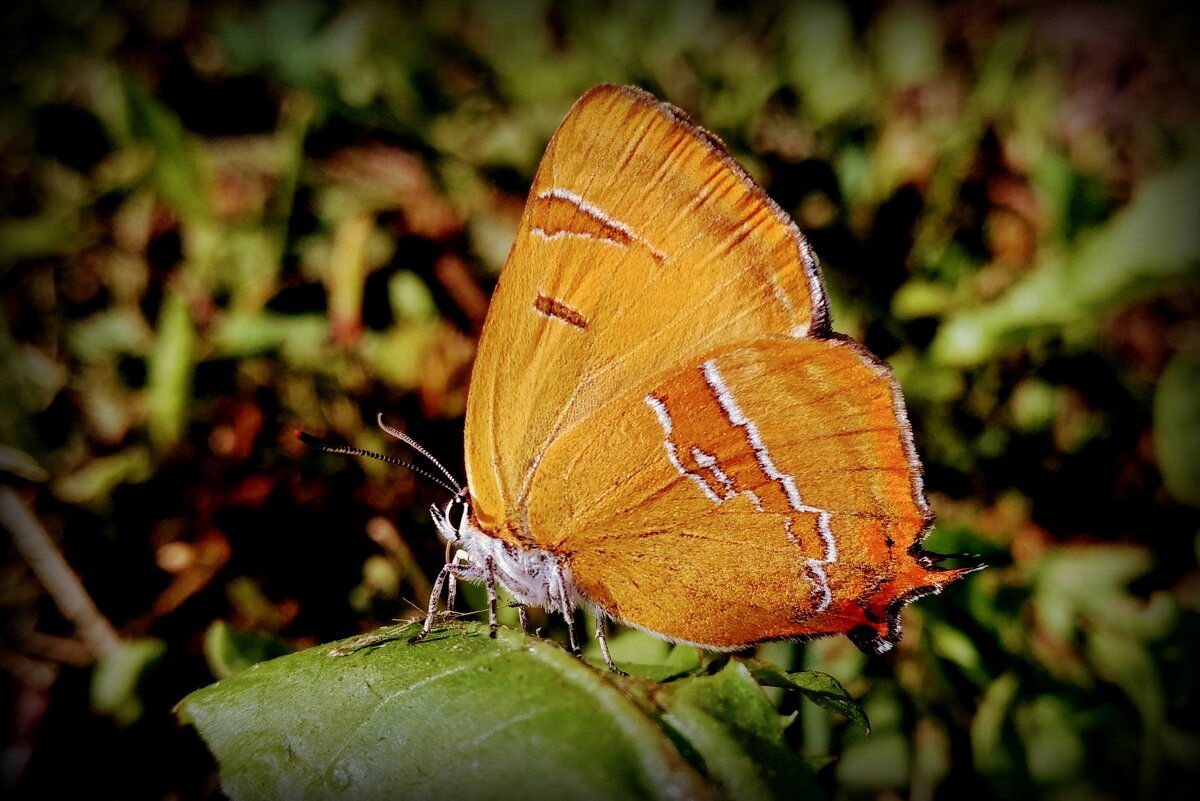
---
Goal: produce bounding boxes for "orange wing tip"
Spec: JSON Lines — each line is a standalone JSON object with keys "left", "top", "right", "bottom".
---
{"left": 849, "top": 558, "right": 986, "bottom": 656}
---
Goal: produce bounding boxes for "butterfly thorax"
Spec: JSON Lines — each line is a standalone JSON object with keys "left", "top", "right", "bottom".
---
{"left": 431, "top": 496, "right": 575, "bottom": 613}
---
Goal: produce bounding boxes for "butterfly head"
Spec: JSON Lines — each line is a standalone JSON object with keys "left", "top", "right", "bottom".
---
{"left": 431, "top": 487, "right": 473, "bottom": 545}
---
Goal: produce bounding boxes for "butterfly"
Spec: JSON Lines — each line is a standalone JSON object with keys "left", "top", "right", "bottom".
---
{"left": 395, "top": 84, "right": 977, "bottom": 669}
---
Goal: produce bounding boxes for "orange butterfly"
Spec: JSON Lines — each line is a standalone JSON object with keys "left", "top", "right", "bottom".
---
{"left": 413, "top": 84, "right": 975, "bottom": 668}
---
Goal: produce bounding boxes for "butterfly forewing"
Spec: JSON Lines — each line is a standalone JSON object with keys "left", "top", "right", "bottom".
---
{"left": 465, "top": 85, "right": 828, "bottom": 536}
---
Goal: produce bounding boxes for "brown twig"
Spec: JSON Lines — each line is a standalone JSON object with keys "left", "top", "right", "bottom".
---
{"left": 0, "top": 487, "right": 122, "bottom": 661}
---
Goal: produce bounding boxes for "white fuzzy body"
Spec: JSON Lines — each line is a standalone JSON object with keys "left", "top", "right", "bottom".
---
{"left": 432, "top": 499, "right": 575, "bottom": 614}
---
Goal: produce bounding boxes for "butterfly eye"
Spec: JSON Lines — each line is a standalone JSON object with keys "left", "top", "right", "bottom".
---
{"left": 453, "top": 495, "right": 473, "bottom": 539}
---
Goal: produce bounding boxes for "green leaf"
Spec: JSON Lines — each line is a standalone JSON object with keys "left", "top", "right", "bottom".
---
{"left": 389, "top": 269, "right": 439, "bottom": 323}
{"left": 1031, "top": 544, "right": 1154, "bottom": 642}
{"left": 359, "top": 322, "right": 445, "bottom": 390}
{"left": 1015, "top": 695, "right": 1086, "bottom": 785}
{"left": 836, "top": 730, "right": 909, "bottom": 790}
{"left": 581, "top": 623, "right": 703, "bottom": 682}
{"left": 1154, "top": 353, "right": 1200, "bottom": 507}
{"left": 783, "top": 1, "right": 871, "bottom": 127}
{"left": 931, "top": 154, "right": 1200, "bottom": 366}
{"left": 66, "top": 308, "right": 154, "bottom": 363}
{"left": 51, "top": 446, "right": 154, "bottom": 505}
{"left": 210, "top": 312, "right": 329, "bottom": 361}
{"left": 146, "top": 291, "right": 196, "bottom": 452}
{"left": 1087, "top": 627, "right": 1165, "bottom": 733}
{"left": 648, "top": 661, "right": 824, "bottom": 801}
{"left": 203, "top": 620, "right": 294, "bottom": 680}
{"left": 178, "top": 622, "right": 717, "bottom": 801}
{"left": 871, "top": 1, "right": 943, "bottom": 87}
{"left": 121, "top": 76, "right": 212, "bottom": 223}
{"left": 745, "top": 659, "right": 870, "bottom": 734}
{"left": 0, "top": 211, "right": 88, "bottom": 268}
{"left": 91, "top": 638, "right": 168, "bottom": 726}
{"left": 970, "top": 672, "right": 1023, "bottom": 785}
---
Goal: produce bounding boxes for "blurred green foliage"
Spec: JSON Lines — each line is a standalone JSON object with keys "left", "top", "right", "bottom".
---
{"left": 1, "top": 1, "right": 1198, "bottom": 799}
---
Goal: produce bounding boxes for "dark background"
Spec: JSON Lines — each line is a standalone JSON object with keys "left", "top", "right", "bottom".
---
{"left": 2, "top": 1, "right": 1198, "bottom": 798}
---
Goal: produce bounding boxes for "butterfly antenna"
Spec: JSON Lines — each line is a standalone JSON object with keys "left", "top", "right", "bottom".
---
{"left": 294, "top": 430, "right": 460, "bottom": 496}
{"left": 375, "top": 413, "right": 464, "bottom": 497}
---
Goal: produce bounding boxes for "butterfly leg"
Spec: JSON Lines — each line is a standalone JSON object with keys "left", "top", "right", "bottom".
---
{"left": 408, "top": 560, "right": 455, "bottom": 644}
{"left": 409, "top": 554, "right": 484, "bottom": 644}
{"left": 564, "top": 612, "right": 580, "bottom": 655}
{"left": 554, "top": 563, "right": 580, "bottom": 655}
{"left": 484, "top": 555, "right": 498, "bottom": 639}
{"left": 445, "top": 548, "right": 468, "bottom": 612}
{"left": 517, "top": 606, "right": 529, "bottom": 633}
{"left": 594, "top": 615, "right": 624, "bottom": 674}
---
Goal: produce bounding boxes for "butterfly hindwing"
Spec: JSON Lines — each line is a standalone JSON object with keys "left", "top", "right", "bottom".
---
{"left": 526, "top": 336, "right": 969, "bottom": 650}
